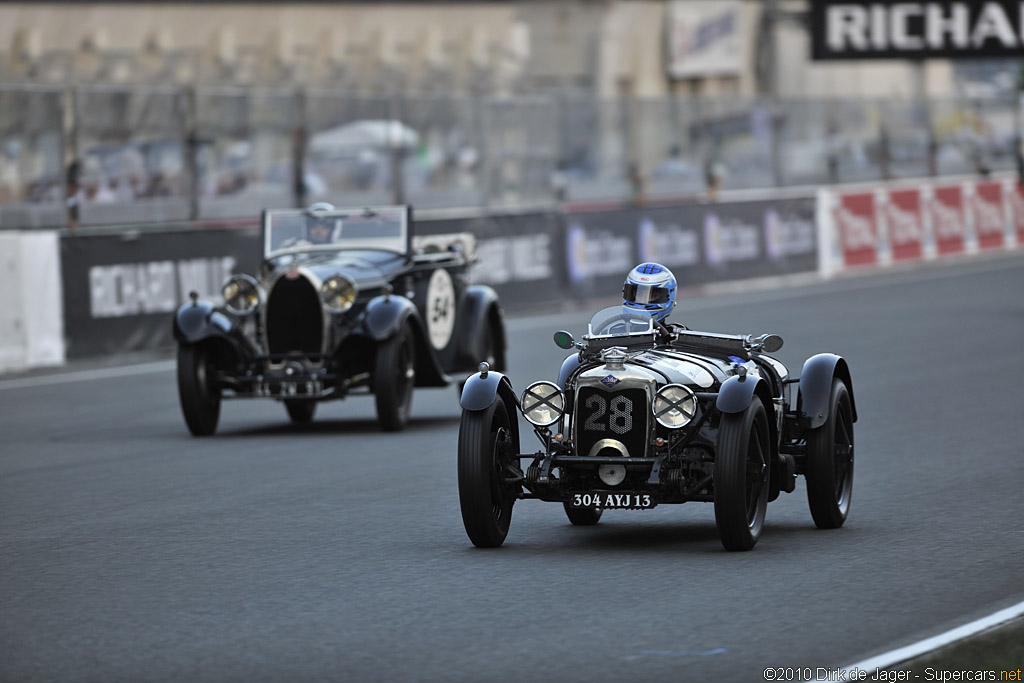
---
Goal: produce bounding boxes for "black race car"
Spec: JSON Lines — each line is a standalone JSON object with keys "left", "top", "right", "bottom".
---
{"left": 457, "top": 306, "right": 856, "bottom": 551}
{"left": 173, "top": 204, "right": 506, "bottom": 435}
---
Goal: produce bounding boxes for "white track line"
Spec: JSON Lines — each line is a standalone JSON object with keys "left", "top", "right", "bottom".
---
{"left": 0, "top": 360, "right": 174, "bottom": 391}
{"left": 832, "top": 599, "right": 1024, "bottom": 677}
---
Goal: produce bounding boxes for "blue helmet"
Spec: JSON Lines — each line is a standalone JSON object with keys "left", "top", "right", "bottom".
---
{"left": 622, "top": 263, "right": 677, "bottom": 322}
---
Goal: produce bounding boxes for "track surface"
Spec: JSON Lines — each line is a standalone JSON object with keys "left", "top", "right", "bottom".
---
{"left": 2, "top": 254, "right": 1023, "bottom": 683}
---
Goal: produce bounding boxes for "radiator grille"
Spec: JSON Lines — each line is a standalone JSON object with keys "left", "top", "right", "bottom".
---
{"left": 575, "top": 386, "right": 648, "bottom": 459}
{"left": 266, "top": 275, "right": 323, "bottom": 355}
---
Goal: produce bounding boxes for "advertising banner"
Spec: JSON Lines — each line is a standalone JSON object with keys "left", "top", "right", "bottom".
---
{"left": 1008, "top": 181, "right": 1024, "bottom": 246}
{"left": 834, "top": 191, "right": 879, "bottom": 267}
{"left": 60, "top": 227, "right": 262, "bottom": 357}
{"left": 971, "top": 181, "right": 1008, "bottom": 250}
{"left": 811, "top": 1, "right": 1024, "bottom": 60}
{"left": 930, "top": 185, "right": 967, "bottom": 256}
{"left": 666, "top": 1, "right": 743, "bottom": 78}
{"left": 885, "top": 189, "right": 925, "bottom": 261}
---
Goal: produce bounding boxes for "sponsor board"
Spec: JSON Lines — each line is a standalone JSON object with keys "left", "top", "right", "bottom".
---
{"left": 835, "top": 192, "right": 879, "bottom": 267}
{"left": 971, "top": 181, "right": 1007, "bottom": 250}
{"left": 885, "top": 189, "right": 925, "bottom": 262}
{"left": 666, "top": 1, "right": 743, "bottom": 78}
{"left": 811, "top": 1, "right": 1024, "bottom": 60}
{"left": 1008, "top": 181, "right": 1024, "bottom": 246}
{"left": 931, "top": 185, "right": 967, "bottom": 256}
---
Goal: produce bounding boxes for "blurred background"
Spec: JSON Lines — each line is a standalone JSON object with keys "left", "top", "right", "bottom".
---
{"left": 0, "top": 0, "right": 1020, "bottom": 229}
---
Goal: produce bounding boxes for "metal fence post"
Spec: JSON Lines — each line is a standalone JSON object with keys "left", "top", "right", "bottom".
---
{"left": 292, "top": 88, "right": 307, "bottom": 209}
{"left": 185, "top": 86, "right": 199, "bottom": 221}
{"left": 389, "top": 91, "right": 405, "bottom": 206}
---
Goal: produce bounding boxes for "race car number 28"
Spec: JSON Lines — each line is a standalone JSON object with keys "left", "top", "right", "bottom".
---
{"left": 572, "top": 493, "right": 652, "bottom": 508}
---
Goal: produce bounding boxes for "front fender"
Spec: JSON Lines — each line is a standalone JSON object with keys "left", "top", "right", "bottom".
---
{"left": 799, "top": 353, "right": 857, "bottom": 429}
{"left": 460, "top": 369, "right": 520, "bottom": 453}
{"left": 172, "top": 300, "right": 251, "bottom": 366}
{"left": 362, "top": 294, "right": 419, "bottom": 342}
{"left": 455, "top": 285, "right": 506, "bottom": 370}
{"left": 716, "top": 375, "right": 770, "bottom": 414}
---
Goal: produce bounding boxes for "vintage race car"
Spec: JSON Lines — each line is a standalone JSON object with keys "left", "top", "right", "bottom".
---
{"left": 173, "top": 205, "right": 506, "bottom": 435}
{"left": 457, "top": 306, "right": 856, "bottom": 551}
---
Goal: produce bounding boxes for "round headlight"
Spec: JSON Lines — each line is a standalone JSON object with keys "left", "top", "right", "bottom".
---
{"left": 521, "top": 381, "right": 564, "bottom": 427}
{"left": 222, "top": 274, "right": 261, "bottom": 316}
{"left": 653, "top": 384, "right": 697, "bottom": 429}
{"left": 321, "top": 274, "right": 358, "bottom": 313}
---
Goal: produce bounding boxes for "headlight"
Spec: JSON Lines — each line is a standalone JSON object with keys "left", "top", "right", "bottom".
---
{"left": 653, "top": 384, "right": 697, "bottom": 429}
{"left": 521, "top": 381, "right": 564, "bottom": 427}
{"left": 321, "top": 274, "right": 358, "bottom": 312}
{"left": 222, "top": 274, "right": 262, "bottom": 316}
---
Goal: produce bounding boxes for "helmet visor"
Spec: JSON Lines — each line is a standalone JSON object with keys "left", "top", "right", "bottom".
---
{"left": 623, "top": 283, "right": 672, "bottom": 305}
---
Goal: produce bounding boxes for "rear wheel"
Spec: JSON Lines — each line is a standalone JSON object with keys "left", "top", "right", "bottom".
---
{"left": 374, "top": 325, "right": 415, "bottom": 432}
{"left": 458, "top": 395, "right": 517, "bottom": 547}
{"left": 714, "top": 397, "right": 770, "bottom": 551}
{"left": 177, "top": 344, "right": 221, "bottom": 437}
{"left": 805, "top": 379, "right": 854, "bottom": 529}
{"left": 563, "top": 503, "right": 603, "bottom": 526}
{"left": 285, "top": 399, "right": 317, "bottom": 424}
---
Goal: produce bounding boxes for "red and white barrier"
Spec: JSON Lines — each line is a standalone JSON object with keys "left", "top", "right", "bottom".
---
{"left": 818, "top": 175, "right": 1022, "bottom": 277}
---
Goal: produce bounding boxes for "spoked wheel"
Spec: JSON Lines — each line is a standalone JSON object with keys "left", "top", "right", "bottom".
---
{"left": 285, "top": 400, "right": 317, "bottom": 424}
{"left": 458, "top": 394, "right": 518, "bottom": 547}
{"left": 374, "top": 325, "right": 415, "bottom": 432}
{"left": 714, "top": 397, "right": 771, "bottom": 551}
{"left": 805, "top": 379, "right": 854, "bottom": 529}
{"left": 563, "top": 503, "right": 603, "bottom": 526}
{"left": 177, "top": 343, "right": 221, "bottom": 437}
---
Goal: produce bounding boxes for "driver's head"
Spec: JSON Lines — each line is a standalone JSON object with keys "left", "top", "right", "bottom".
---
{"left": 622, "top": 263, "right": 677, "bottom": 322}
{"left": 306, "top": 202, "right": 335, "bottom": 244}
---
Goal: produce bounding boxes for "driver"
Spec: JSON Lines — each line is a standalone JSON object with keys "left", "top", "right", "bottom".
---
{"left": 306, "top": 201, "right": 336, "bottom": 245}
{"left": 622, "top": 262, "right": 681, "bottom": 333}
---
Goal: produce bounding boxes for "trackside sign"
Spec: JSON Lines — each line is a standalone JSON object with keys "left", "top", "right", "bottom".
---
{"left": 811, "top": 1, "right": 1024, "bottom": 59}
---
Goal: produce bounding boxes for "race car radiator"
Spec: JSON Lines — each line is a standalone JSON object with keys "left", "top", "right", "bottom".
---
{"left": 266, "top": 275, "right": 323, "bottom": 355}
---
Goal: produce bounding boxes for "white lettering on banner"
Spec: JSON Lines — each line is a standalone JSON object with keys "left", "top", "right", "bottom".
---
{"left": 638, "top": 218, "right": 700, "bottom": 266}
{"left": 885, "top": 201, "right": 923, "bottom": 245}
{"left": 972, "top": 194, "right": 1005, "bottom": 237}
{"left": 567, "top": 223, "right": 632, "bottom": 281}
{"left": 926, "top": 3, "right": 970, "bottom": 48}
{"left": 835, "top": 206, "right": 876, "bottom": 252}
{"left": 825, "top": 2, "right": 1021, "bottom": 53}
{"left": 471, "top": 234, "right": 552, "bottom": 285}
{"left": 704, "top": 214, "right": 761, "bottom": 265}
{"left": 764, "top": 209, "right": 815, "bottom": 260}
{"left": 89, "top": 256, "right": 237, "bottom": 319}
{"left": 932, "top": 198, "right": 965, "bottom": 240}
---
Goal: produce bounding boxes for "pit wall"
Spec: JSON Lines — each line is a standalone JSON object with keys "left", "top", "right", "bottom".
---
{"left": 2, "top": 175, "right": 1020, "bottom": 371}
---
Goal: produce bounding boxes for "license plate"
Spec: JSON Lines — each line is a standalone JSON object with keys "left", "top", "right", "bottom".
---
{"left": 255, "top": 379, "right": 323, "bottom": 398}
{"left": 570, "top": 493, "right": 654, "bottom": 509}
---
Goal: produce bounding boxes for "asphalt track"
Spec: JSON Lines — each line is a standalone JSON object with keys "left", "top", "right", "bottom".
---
{"left": 2, "top": 253, "right": 1023, "bottom": 683}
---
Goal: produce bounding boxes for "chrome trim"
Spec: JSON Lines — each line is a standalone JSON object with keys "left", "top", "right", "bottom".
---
{"left": 222, "top": 273, "right": 263, "bottom": 317}
{"left": 586, "top": 438, "right": 629, "bottom": 458}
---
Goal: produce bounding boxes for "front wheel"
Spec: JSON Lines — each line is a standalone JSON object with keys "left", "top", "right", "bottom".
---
{"left": 374, "top": 325, "right": 415, "bottom": 432}
{"left": 805, "top": 379, "right": 854, "bottom": 529}
{"left": 458, "top": 395, "right": 517, "bottom": 547}
{"left": 177, "top": 344, "right": 221, "bottom": 437}
{"left": 563, "top": 503, "right": 603, "bottom": 526}
{"left": 714, "top": 397, "right": 770, "bottom": 551}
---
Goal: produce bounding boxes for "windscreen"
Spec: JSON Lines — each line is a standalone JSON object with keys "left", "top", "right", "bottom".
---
{"left": 264, "top": 206, "right": 407, "bottom": 257}
{"left": 587, "top": 306, "right": 654, "bottom": 338}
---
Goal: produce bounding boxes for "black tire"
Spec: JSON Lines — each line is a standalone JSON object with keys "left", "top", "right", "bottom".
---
{"left": 374, "top": 325, "right": 415, "bottom": 432}
{"left": 563, "top": 503, "right": 603, "bottom": 526}
{"left": 714, "top": 396, "right": 770, "bottom": 551}
{"left": 805, "top": 379, "right": 854, "bottom": 529}
{"left": 177, "top": 344, "right": 221, "bottom": 437}
{"left": 285, "top": 400, "right": 317, "bottom": 424}
{"left": 458, "top": 394, "right": 517, "bottom": 547}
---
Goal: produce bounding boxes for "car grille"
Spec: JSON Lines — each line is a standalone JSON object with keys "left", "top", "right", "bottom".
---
{"left": 575, "top": 386, "right": 648, "bottom": 460}
{"left": 266, "top": 275, "right": 323, "bottom": 355}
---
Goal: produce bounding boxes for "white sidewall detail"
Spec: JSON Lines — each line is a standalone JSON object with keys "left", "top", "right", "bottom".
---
{"left": 426, "top": 268, "right": 456, "bottom": 350}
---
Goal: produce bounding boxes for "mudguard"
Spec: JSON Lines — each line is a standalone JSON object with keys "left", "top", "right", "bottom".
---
{"left": 173, "top": 300, "right": 251, "bottom": 367}
{"left": 362, "top": 294, "right": 419, "bottom": 341}
{"left": 456, "top": 285, "right": 506, "bottom": 370}
{"left": 799, "top": 353, "right": 857, "bottom": 429}
{"left": 716, "top": 374, "right": 771, "bottom": 415}
{"left": 557, "top": 353, "right": 582, "bottom": 389}
{"left": 460, "top": 369, "right": 520, "bottom": 452}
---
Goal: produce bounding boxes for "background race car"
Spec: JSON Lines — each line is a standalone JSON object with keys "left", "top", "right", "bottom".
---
{"left": 173, "top": 204, "right": 506, "bottom": 435}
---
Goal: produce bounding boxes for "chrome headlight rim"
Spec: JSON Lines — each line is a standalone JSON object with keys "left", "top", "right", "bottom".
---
{"left": 521, "top": 380, "right": 564, "bottom": 427}
{"left": 320, "top": 273, "right": 358, "bottom": 313}
{"left": 222, "top": 273, "right": 263, "bottom": 317}
{"left": 653, "top": 383, "right": 697, "bottom": 429}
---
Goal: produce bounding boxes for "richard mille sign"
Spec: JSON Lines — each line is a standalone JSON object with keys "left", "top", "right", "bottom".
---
{"left": 811, "top": 1, "right": 1024, "bottom": 59}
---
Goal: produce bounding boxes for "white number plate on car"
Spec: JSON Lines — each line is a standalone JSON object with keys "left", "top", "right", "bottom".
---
{"left": 571, "top": 493, "right": 654, "bottom": 509}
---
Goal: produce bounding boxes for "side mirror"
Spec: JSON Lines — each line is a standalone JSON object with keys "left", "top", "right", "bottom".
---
{"left": 553, "top": 330, "right": 575, "bottom": 350}
{"left": 763, "top": 334, "right": 784, "bottom": 353}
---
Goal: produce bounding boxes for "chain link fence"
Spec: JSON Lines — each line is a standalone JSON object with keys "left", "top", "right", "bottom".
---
{"left": 0, "top": 86, "right": 1019, "bottom": 228}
